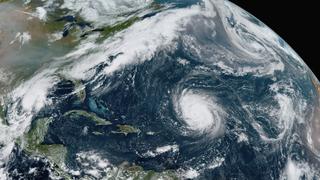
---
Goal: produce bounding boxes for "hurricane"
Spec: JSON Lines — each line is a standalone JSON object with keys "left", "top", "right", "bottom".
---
{"left": 0, "top": 0, "right": 319, "bottom": 179}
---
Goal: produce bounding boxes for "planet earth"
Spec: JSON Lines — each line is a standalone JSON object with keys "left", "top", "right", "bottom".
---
{"left": 0, "top": 0, "right": 320, "bottom": 179}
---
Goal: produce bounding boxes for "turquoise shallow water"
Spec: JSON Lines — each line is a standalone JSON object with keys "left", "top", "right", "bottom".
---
{"left": 0, "top": 0, "right": 320, "bottom": 179}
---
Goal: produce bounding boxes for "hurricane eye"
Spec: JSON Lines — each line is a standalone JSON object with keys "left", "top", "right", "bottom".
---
{"left": 174, "top": 89, "right": 225, "bottom": 136}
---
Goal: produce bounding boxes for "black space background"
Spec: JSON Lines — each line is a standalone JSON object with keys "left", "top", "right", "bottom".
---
{"left": 229, "top": 0, "right": 319, "bottom": 79}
